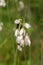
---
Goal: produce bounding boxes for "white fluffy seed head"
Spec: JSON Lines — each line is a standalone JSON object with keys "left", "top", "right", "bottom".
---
{"left": 0, "top": 0, "right": 6, "bottom": 7}
{"left": 18, "top": 1, "right": 24, "bottom": 11}
{"left": 0, "top": 2, "right": 2, "bottom": 6}
{"left": 14, "top": 29, "right": 19, "bottom": 37}
{"left": 20, "top": 39, "right": 24, "bottom": 47}
{"left": 24, "top": 35, "right": 31, "bottom": 46}
{"left": 19, "top": 1, "right": 24, "bottom": 9}
{"left": 20, "top": 28, "right": 25, "bottom": 36}
{"left": 20, "top": 28, "right": 24, "bottom": 35}
{"left": 14, "top": 19, "right": 22, "bottom": 24}
{"left": 16, "top": 35, "right": 23, "bottom": 44}
{"left": 24, "top": 23, "right": 31, "bottom": 29}
{"left": 17, "top": 45, "right": 22, "bottom": 51}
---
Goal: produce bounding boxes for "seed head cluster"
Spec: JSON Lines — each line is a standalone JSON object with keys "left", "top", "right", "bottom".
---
{"left": 14, "top": 19, "right": 31, "bottom": 51}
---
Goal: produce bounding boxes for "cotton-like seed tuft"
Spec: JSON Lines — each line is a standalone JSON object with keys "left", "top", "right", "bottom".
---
{"left": 24, "top": 23, "right": 31, "bottom": 29}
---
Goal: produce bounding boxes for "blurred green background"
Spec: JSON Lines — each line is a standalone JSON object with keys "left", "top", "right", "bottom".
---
{"left": 0, "top": 0, "right": 43, "bottom": 65}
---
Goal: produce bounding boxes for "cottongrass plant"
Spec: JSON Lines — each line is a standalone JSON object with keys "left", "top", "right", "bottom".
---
{"left": 13, "top": 19, "right": 31, "bottom": 51}
{"left": 0, "top": 0, "right": 41, "bottom": 65}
